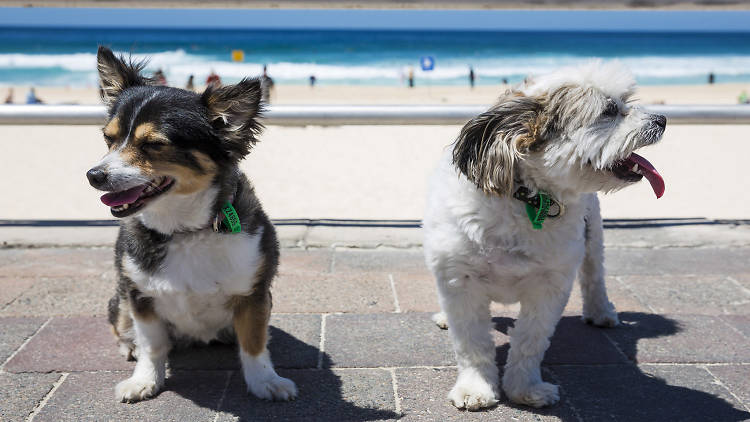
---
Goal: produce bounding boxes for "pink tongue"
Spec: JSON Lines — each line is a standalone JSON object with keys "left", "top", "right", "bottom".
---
{"left": 100, "top": 184, "right": 147, "bottom": 207}
{"left": 628, "top": 153, "right": 665, "bottom": 199}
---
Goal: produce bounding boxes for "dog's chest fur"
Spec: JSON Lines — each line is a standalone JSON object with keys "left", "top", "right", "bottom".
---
{"left": 122, "top": 228, "right": 263, "bottom": 341}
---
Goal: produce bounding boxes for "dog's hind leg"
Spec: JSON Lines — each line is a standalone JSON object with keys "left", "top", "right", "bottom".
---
{"left": 232, "top": 290, "right": 297, "bottom": 401}
{"left": 502, "top": 280, "right": 570, "bottom": 408}
{"left": 439, "top": 276, "right": 499, "bottom": 411}
{"left": 115, "top": 295, "right": 170, "bottom": 403}
{"left": 579, "top": 194, "right": 619, "bottom": 327}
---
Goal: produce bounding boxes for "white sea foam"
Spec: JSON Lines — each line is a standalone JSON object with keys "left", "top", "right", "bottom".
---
{"left": 1, "top": 49, "right": 749, "bottom": 86}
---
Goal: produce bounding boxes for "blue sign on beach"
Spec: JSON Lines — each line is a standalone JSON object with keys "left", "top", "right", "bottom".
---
{"left": 420, "top": 56, "right": 435, "bottom": 71}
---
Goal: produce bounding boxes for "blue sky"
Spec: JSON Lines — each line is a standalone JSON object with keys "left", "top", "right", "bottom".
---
{"left": 0, "top": 8, "right": 748, "bottom": 32}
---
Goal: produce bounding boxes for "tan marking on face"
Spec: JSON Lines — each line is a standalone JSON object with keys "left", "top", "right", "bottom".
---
{"left": 119, "top": 145, "right": 154, "bottom": 175}
{"left": 152, "top": 150, "right": 217, "bottom": 195}
{"left": 133, "top": 122, "right": 170, "bottom": 145}
{"left": 103, "top": 116, "right": 120, "bottom": 140}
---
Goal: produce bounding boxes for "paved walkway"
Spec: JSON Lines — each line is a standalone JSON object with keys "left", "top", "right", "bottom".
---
{"left": 1, "top": 222, "right": 750, "bottom": 421}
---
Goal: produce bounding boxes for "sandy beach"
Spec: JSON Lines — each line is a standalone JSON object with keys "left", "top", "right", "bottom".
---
{"left": 1, "top": 82, "right": 748, "bottom": 222}
{"left": 2, "top": 82, "right": 749, "bottom": 105}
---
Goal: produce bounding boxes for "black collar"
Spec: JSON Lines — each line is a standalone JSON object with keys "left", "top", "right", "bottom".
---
{"left": 512, "top": 185, "right": 564, "bottom": 219}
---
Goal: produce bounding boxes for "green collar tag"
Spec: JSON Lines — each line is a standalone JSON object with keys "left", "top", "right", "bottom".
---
{"left": 221, "top": 202, "right": 242, "bottom": 233}
{"left": 525, "top": 191, "right": 551, "bottom": 230}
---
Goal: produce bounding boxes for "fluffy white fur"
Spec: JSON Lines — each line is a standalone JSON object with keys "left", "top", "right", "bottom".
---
{"left": 423, "top": 61, "right": 664, "bottom": 410}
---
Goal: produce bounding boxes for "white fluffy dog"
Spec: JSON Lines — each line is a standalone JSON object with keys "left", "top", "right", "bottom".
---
{"left": 423, "top": 61, "right": 665, "bottom": 410}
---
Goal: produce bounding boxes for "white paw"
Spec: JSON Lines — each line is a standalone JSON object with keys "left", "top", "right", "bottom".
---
{"left": 432, "top": 312, "right": 448, "bottom": 330}
{"left": 504, "top": 381, "right": 559, "bottom": 408}
{"left": 115, "top": 376, "right": 160, "bottom": 403}
{"left": 447, "top": 376, "right": 498, "bottom": 411}
{"left": 582, "top": 304, "right": 619, "bottom": 327}
{"left": 247, "top": 374, "right": 298, "bottom": 401}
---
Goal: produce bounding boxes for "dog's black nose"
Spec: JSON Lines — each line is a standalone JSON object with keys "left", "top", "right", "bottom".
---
{"left": 652, "top": 114, "right": 667, "bottom": 128}
{"left": 86, "top": 167, "right": 108, "bottom": 188}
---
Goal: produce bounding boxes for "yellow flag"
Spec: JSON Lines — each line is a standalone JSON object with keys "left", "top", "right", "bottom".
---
{"left": 231, "top": 50, "right": 244, "bottom": 62}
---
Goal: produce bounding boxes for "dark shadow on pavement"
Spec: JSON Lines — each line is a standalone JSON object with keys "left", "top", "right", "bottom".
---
{"left": 490, "top": 312, "right": 750, "bottom": 421}
{"left": 163, "top": 326, "right": 398, "bottom": 422}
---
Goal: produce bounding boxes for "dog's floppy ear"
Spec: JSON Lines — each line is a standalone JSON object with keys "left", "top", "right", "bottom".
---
{"left": 452, "top": 94, "right": 546, "bottom": 196}
{"left": 97, "top": 46, "right": 152, "bottom": 107}
{"left": 201, "top": 78, "right": 264, "bottom": 161}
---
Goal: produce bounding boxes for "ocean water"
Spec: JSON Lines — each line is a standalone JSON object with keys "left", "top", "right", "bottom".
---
{"left": 0, "top": 27, "right": 749, "bottom": 87}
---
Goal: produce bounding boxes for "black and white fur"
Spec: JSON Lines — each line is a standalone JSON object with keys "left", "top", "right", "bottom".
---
{"left": 87, "top": 47, "right": 296, "bottom": 403}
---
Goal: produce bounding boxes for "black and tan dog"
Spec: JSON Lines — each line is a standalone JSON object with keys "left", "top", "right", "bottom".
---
{"left": 87, "top": 46, "right": 296, "bottom": 403}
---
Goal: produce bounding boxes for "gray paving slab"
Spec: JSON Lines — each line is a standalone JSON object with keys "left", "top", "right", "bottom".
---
{"left": 492, "top": 316, "right": 627, "bottom": 366}
{"left": 720, "top": 314, "right": 750, "bottom": 338}
{"left": 564, "top": 276, "right": 650, "bottom": 314}
{"left": 0, "top": 316, "right": 46, "bottom": 364}
{"left": 0, "top": 275, "right": 113, "bottom": 317}
{"left": 604, "top": 223, "right": 750, "bottom": 249}
{"left": 34, "top": 371, "right": 226, "bottom": 422}
{"left": 618, "top": 274, "right": 750, "bottom": 315}
{"left": 396, "top": 367, "right": 577, "bottom": 421}
{"left": 0, "top": 247, "right": 113, "bottom": 278}
{"left": 273, "top": 271, "right": 395, "bottom": 313}
{"left": 306, "top": 225, "right": 423, "bottom": 249}
{"left": 216, "top": 369, "right": 398, "bottom": 422}
{"left": 551, "top": 364, "right": 750, "bottom": 422}
{"left": 325, "top": 313, "right": 455, "bottom": 368}
{"left": 169, "top": 314, "right": 321, "bottom": 370}
{"left": 4, "top": 316, "right": 132, "bottom": 372}
{"left": 332, "top": 248, "right": 427, "bottom": 273}
{"left": 278, "top": 248, "right": 334, "bottom": 275}
{"left": 707, "top": 365, "right": 750, "bottom": 411}
{"left": 604, "top": 312, "right": 750, "bottom": 363}
{"left": 0, "top": 277, "right": 36, "bottom": 309}
{"left": 0, "top": 372, "right": 60, "bottom": 422}
{"left": 604, "top": 247, "right": 750, "bottom": 276}
{"left": 390, "top": 270, "right": 440, "bottom": 313}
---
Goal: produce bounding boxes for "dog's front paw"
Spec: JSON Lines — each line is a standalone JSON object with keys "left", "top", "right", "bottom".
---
{"left": 448, "top": 376, "right": 498, "bottom": 411}
{"left": 582, "top": 303, "right": 619, "bottom": 327}
{"left": 432, "top": 312, "right": 449, "bottom": 330}
{"left": 115, "top": 376, "right": 160, "bottom": 403}
{"left": 247, "top": 374, "right": 298, "bottom": 401}
{"left": 505, "top": 381, "right": 559, "bottom": 408}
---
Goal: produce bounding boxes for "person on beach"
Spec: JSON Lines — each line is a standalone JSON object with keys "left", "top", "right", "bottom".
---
{"left": 469, "top": 66, "right": 475, "bottom": 88}
{"left": 185, "top": 75, "right": 195, "bottom": 91}
{"left": 261, "top": 64, "right": 275, "bottom": 103}
{"left": 4, "top": 88, "right": 12, "bottom": 104}
{"left": 309, "top": 75, "right": 316, "bottom": 88}
{"left": 408, "top": 66, "right": 415, "bottom": 88}
{"left": 708, "top": 72, "right": 715, "bottom": 84}
{"left": 25, "top": 87, "right": 42, "bottom": 104}
{"left": 153, "top": 69, "right": 167, "bottom": 86}
{"left": 206, "top": 69, "right": 221, "bottom": 87}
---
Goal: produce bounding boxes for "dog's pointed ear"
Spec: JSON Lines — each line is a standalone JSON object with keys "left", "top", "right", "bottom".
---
{"left": 97, "top": 46, "right": 151, "bottom": 107}
{"left": 452, "top": 94, "right": 546, "bottom": 196}
{"left": 201, "top": 78, "right": 264, "bottom": 161}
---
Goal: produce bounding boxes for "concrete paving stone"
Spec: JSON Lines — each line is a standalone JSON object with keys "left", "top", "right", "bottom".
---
{"left": 34, "top": 371, "right": 226, "bottom": 422}
{"left": 306, "top": 225, "right": 423, "bottom": 249}
{"left": 0, "top": 316, "right": 47, "bottom": 364}
{"left": 216, "top": 368, "right": 398, "bottom": 422}
{"left": 604, "top": 247, "right": 750, "bottom": 276}
{"left": 564, "top": 276, "right": 649, "bottom": 315}
{"left": 720, "top": 314, "right": 750, "bottom": 338}
{"left": 332, "top": 248, "right": 427, "bottom": 274}
{"left": 0, "top": 372, "right": 60, "bottom": 422}
{"left": 0, "top": 227, "right": 118, "bottom": 248}
{"left": 273, "top": 271, "right": 395, "bottom": 313}
{"left": 604, "top": 312, "right": 750, "bottom": 363}
{"left": 492, "top": 316, "right": 627, "bottom": 366}
{"left": 396, "top": 367, "right": 577, "bottom": 421}
{"left": 0, "top": 275, "right": 114, "bottom": 317}
{"left": 0, "top": 247, "right": 114, "bottom": 278}
{"left": 278, "top": 247, "right": 334, "bottom": 275}
{"left": 731, "top": 273, "right": 750, "bottom": 290}
{"left": 170, "top": 314, "right": 321, "bottom": 370}
{"left": 707, "top": 365, "right": 750, "bottom": 411}
{"left": 0, "top": 277, "right": 36, "bottom": 309}
{"left": 603, "top": 223, "right": 750, "bottom": 249}
{"left": 390, "top": 270, "right": 440, "bottom": 313}
{"left": 551, "top": 364, "right": 750, "bottom": 422}
{"left": 5, "top": 316, "right": 132, "bottom": 372}
{"left": 618, "top": 274, "right": 750, "bottom": 315}
{"left": 325, "top": 313, "right": 455, "bottom": 368}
